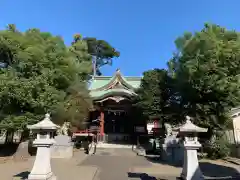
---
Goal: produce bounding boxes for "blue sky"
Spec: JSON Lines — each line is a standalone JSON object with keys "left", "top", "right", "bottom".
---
{"left": 1, "top": 0, "right": 240, "bottom": 76}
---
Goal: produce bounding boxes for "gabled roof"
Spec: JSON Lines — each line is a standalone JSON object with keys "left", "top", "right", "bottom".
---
{"left": 89, "top": 69, "right": 142, "bottom": 101}
{"left": 89, "top": 69, "right": 141, "bottom": 90}
{"left": 91, "top": 88, "right": 136, "bottom": 100}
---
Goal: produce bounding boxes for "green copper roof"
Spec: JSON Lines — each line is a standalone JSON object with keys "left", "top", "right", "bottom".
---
{"left": 89, "top": 76, "right": 141, "bottom": 90}
{"left": 90, "top": 88, "right": 136, "bottom": 100}
{"left": 89, "top": 70, "right": 142, "bottom": 100}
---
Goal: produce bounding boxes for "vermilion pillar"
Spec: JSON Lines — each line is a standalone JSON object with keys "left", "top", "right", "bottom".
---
{"left": 100, "top": 111, "right": 104, "bottom": 135}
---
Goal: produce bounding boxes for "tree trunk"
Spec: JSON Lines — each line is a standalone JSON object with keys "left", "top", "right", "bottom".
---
{"left": 4, "top": 130, "right": 14, "bottom": 144}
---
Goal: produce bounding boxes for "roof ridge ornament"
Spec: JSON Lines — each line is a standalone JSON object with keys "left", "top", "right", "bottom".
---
{"left": 186, "top": 115, "right": 192, "bottom": 123}
{"left": 45, "top": 113, "right": 51, "bottom": 120}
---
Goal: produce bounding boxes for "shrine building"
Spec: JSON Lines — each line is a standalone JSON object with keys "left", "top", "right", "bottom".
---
{"left": 88, "top": 69, "right": 147, "bottom": 143}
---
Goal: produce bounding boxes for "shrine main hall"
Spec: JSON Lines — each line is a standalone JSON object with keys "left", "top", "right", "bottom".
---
{"left": 88, "top": 69, "right": 147, "bottom": 143}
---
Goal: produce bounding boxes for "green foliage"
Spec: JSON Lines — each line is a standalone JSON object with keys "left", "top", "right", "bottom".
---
{"left": 134, "top": 69, "right": 174, "bottom": 124}
{"left": 0, "top": 24, "right": 93, "bottom": 130}
{"left": 52, "top": 83, "right": 93, "bottom": 127}
{"left": 206, "top": 133, "right": 231, "bottom": 159}
{"left": 83, "top": 37, "right": 120, "bottom": 75}
{"left": 171, "top": 23, "right": 240, "bottom": 129}
{"left": 136, "top": 23, "right": 240, "bottom": 133}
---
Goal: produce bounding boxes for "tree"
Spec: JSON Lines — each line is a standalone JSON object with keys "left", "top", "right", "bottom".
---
{"left": 170, "top": 23, "right": 240, "bottom": 131}
{"left": 134, "top": 69, "right": 173, "bottom": 125}
{"left": 83, "top": 37, "right": 120, "bottom": 75}
{"left": 52, "top": 83, "right": 93, "bottom": 128}
{"left": 0, "top": 24, "right": 93, "bottom": 131}
{"left": 135, "top": 23, "right": 240, "bottom": 134}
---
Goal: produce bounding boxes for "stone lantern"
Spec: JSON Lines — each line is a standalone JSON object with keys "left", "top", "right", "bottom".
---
{"left": 178, "top": 116, "right": 208, "bottom": 180}
{"left": 27, "top": 113, "right": 59, "bottom": 180}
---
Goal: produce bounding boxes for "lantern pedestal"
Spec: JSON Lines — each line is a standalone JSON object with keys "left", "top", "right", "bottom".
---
{"left": 181, "top": 142, "right": 204, "bottom": 180}
{"left": 28, "top": 139, "right": 56, "bottom": 180}
{"left": 177, "top": 116, "right": 207, "bottom": 180}
{"left": 27, "top": 114, "right": 59, "bottom": 180}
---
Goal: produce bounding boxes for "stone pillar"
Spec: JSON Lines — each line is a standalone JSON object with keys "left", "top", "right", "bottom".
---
{"left": 100, "top": 111, "right": 105, "bottom": 139}
{"left": 27, "top": 113, "right": 58, "bottom": 180}
{"left": 28, "top": 144, "right": 56, "bottom": 180}
{"left": 181, "top": 141, "right": 203, "bottom": 180}
{"left": 178, "top": 116, "right": 207, "bottom": 180}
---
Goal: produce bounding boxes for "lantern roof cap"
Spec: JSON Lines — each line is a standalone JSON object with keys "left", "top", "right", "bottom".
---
{"left": 178, "top": 116, "right": 208, "bottom": 133}
{"left": 27, "top": 113, "right": 60, "bottom": 130}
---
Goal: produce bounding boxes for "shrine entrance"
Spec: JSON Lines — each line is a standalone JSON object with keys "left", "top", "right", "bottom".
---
{"left": 102, "top": 99, "right": 134, "bottom": 143}
{"left": 89, "top": 98, "right": 136, "bottom": 144}
{"left": 87, "top": 69, "right": 146, "bottom": 144}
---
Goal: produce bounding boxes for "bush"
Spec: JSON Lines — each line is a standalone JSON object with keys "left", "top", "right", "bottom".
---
{"left": 206, "top": 135, "right": 230, "bottom": 159}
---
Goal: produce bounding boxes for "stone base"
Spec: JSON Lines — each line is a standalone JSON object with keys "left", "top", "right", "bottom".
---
{"left": 51, "top": 145, "right": 73, "bottom": 159}
{"left": 27, "top": 172, "right": 57, "bottom": 180}
{"left": 161, "top": 144, "right": 184, "bottom": 165}
{"left": 136, "top": 147, "right": 146, "bottom": 156}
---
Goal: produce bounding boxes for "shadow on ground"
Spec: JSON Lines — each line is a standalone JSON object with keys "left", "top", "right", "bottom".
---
{"left": 0, "top": 141, "right": 36, "bottom": 158}
{"left": 143, "top": 156, "right": 240, "bottom": 180}
{"left": 0, "top": 144, "right": 19, "bottom": 156}
{"left": 200, "top": 162, "right": 240, "bottom": 179}
{"left": 13, "top": 171, "right": 30, "bottom": 179}
{"left": 128, "top": 172, "right": 180, "bottom": 180}
{"left": 128, "top": 172, "right": 158, "bottom": 180}
{"left": 144, "top": 155, "right": 182, "bottom": 167}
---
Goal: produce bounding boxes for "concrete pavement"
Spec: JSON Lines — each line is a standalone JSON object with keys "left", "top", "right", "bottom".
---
{"left": 80, "top": 148, "right": 240, "bottom": 180}
{"left": 1, "top": 148, "right": 240, "bottom": 180}
{"left": 1, "top": 150, "right": 97, "bottom": 180}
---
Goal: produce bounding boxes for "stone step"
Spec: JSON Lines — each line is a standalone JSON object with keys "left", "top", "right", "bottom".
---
{"left": 97, "top": 143, "right": 133, "bottom": 149}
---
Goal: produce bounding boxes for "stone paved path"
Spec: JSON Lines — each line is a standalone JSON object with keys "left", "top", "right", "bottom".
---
{"left": 80, "top": 148, "right": 180, "bottom": 180}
